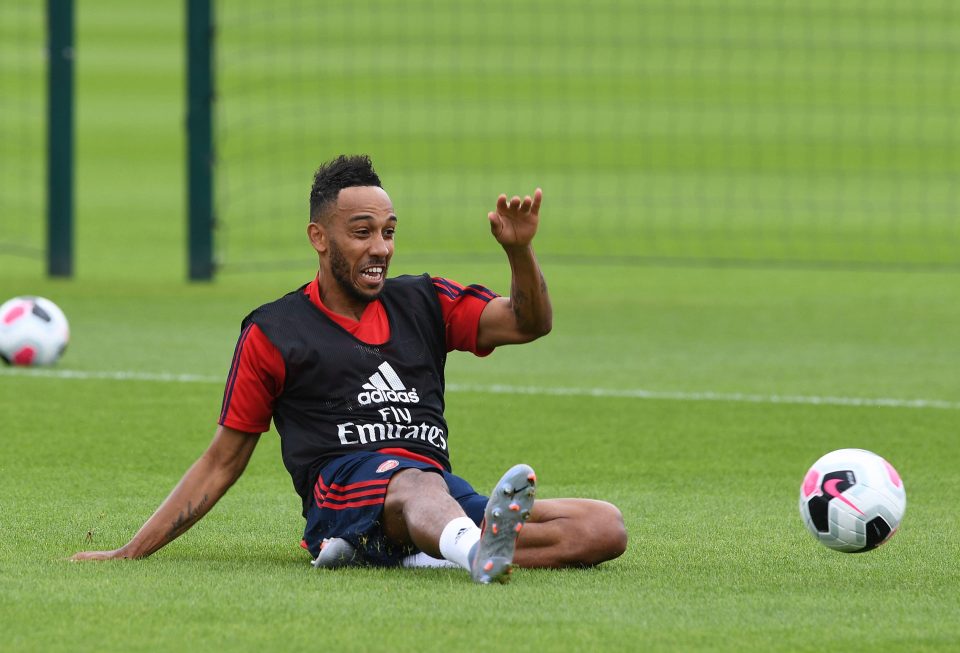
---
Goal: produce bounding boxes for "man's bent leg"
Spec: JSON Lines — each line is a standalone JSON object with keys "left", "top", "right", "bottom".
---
{"left": 513, "top": 498, "right": 627, "bottom": 568}
{"left": 381, "top": 465, "right": 537, "bottom": 583}
{"left": 304, "top": 452, "right": 454, "bottom": 566}
{"left": 381, "top": 468, "right": 475, "bottom": 559}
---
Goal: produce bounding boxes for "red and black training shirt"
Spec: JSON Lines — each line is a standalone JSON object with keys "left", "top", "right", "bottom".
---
{"left": 219, "top": 275, "right": 498, "bottom": 436}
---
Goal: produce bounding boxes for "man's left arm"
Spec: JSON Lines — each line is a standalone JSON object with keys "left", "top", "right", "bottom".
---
{"left": 476, "top": 189, "right": 553, "bottom": 350}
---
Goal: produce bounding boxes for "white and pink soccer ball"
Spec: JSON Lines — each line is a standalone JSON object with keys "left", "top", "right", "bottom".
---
{"left": 0, "top": 296, "right": 70, "bottom": 366}
{"left": 799, "top": 448, "right": 906, "bottom": 552}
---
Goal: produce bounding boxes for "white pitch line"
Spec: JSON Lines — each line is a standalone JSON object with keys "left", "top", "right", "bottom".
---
{"left": 446, "top": 383, "right": 960, "bottom": 410}
{"left": 2, "top": 367, "right": 959, "bottom": 411}
{"left": 1, "top": 368, "right": 222, "bottom": 384}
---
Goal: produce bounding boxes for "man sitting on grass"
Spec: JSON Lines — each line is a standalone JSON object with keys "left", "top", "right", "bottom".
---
{"left": 72, "top": 155, "right": 627, "bottom": 583}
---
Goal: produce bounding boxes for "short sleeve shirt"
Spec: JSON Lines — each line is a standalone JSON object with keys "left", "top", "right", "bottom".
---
{"left": 218, "top": 276, "right": 498, "bottom": 434}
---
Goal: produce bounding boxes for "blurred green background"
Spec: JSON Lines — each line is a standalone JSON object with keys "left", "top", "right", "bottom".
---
{"left": 2, "top": 0, "right": 959, "bottom": 282}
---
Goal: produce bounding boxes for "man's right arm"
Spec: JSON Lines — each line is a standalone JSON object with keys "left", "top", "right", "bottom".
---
{"left": 71, "top": 425, "right": 259, "bottom": 560}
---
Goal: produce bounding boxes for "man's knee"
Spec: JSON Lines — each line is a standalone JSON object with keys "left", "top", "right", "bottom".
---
{"left": 383, "top": 467, "right": 448, "bottom": 509}
{"left": 381, "top": 467, "right": 460, "bottom": 553}
{"left": 579, "top": 500, "right": 628, "bottom": 564}
{"left": 560, "top": 499, "right": 627, "bottom": 565}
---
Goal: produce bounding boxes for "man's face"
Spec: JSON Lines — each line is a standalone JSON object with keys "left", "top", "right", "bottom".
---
{"left": 311, "top": 186, "right": 396, "bottom": 306}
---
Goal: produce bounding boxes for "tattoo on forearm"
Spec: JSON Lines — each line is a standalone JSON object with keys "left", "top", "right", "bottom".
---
{"left": 166, "top": 494, "right": 209, "bottom": 541}
{"left": 511, "top": 271, "right": 549, "bottom": 330}
{"left": 511, "top": 288, "right": 528, "bottom": 326}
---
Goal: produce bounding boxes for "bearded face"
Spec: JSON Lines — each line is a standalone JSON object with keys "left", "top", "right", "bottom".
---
{"left": 308, "top": 186, "right": 396, "bottom": 314}
{"left": 327, "top": 233, "right": 389, "bottom": 304}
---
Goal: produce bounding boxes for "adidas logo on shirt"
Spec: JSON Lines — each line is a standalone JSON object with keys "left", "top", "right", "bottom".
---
{"left": 357, "top": 362, "right": 421, "bottom": 406}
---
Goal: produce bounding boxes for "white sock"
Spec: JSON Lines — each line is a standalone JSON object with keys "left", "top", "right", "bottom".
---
{"left": 401, "top": 552, "right": 459, "bottom": 569}
{"left": 438, "top": 516, "right": 481, "bottom": 570}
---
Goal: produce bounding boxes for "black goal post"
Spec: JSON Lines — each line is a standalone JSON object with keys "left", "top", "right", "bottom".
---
{"left": 186, "top": 0, "right": 214, "bottom": 281}
{"left": 46, "top": 0, "right": 74, "bottom": 278}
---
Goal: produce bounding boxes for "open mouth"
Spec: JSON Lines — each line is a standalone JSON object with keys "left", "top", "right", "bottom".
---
{"left": 359, "top": 265, "right": 385, "bottom": 285}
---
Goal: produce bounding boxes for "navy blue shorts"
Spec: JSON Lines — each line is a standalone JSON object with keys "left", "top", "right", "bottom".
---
{"left": 302, "top": 451, "right": 488, "bottom": 566}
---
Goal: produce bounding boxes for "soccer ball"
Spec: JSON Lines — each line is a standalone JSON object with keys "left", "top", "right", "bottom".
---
{"left": 0, "top": 296, "right": 70, "bottom": 366}
{"left": 799, "top": 448, "right": 906, "bottom": 552}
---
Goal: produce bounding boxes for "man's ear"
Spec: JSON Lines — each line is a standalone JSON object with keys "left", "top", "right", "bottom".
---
{"left": 307, "top": 221, "right": 327, "bottom": 254}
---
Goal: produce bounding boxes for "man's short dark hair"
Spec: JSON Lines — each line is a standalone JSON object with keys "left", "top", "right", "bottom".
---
{"left": 309, "top": 155, "right": 383, "bottom": 223}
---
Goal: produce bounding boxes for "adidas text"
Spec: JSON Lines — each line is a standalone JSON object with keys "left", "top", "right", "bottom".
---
{"left": 357, "top": 388, "right": 420, "bottom": 406}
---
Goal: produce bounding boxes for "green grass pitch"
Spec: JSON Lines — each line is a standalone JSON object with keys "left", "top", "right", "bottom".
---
{"left": 2, "top": 2, "right": 960, "bottom": 652}
{"left": 3, "top": 266, "right": 960, "bottom": 652}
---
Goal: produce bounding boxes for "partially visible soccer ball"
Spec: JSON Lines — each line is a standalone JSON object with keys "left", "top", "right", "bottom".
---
{"left": 0, "top": 296, "right": 70, "bottom": 366}
{"left": 799, "top": 448, "right": 906, "bottom": 552}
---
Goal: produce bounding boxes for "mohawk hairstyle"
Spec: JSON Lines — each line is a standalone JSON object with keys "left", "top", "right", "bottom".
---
{"left": 309, "top": 154, "right": 383, "bottom": 223}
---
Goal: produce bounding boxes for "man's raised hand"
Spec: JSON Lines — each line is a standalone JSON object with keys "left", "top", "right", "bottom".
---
{"left": 488, "top": 188, "right": 542, "bottom": 249}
